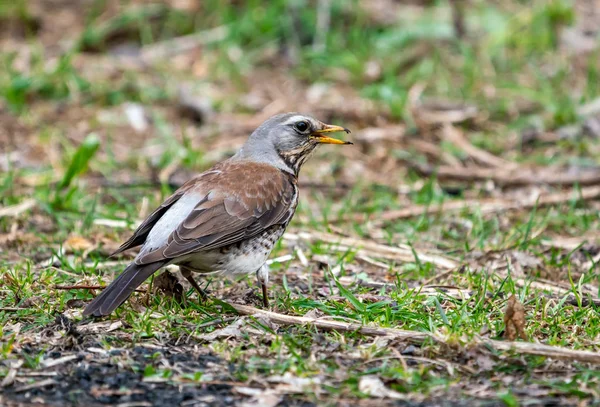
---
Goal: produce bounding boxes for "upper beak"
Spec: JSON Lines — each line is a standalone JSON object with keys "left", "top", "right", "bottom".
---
{"left": 311, "top": 124, "right": 353, "bottom": 145}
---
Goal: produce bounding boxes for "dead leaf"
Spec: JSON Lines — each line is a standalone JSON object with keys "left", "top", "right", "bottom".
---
{"left": 266, "top": 372, "right": 322, "bottom": 393}
{"left": 78, "top": 320, "right": 123, "bottom": 335}
{"left": 503, "top": 295, "right": 528, "bottom": 341}
{"left": 0, "top": 359, "right": 23, "bottom": 387}
{"left": 66, "top": 298, "right": 87, "bottom": 309}
{"left": 196, "top": 318, "right": 264, "bottom": 341}
{"left": 63, "top": 235, "right": 93, "bottom": 252}
{"left": 21, "top": 295, "right": 43, "bottom": 308}
{"left": 152, "top": 270, "right": 184, "bottom": 304}
{"left": 358, "top": 375, "right": 405, "bottom": 399}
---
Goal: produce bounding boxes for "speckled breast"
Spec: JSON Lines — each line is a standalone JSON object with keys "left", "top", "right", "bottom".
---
{"left": 177, "top": 224, "right": 287, "bottom": 276}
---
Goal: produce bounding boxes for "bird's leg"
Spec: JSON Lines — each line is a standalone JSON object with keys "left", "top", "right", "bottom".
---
{"left": 256, "top": 264, "right": 270, "bottom": 308}
{"left": 179, "top": 266, "right": 208, "bottom": 302}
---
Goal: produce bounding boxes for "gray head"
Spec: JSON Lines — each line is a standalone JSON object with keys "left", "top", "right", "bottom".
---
{"left": 236, "top": 112, "right": 351, "bottom": 175}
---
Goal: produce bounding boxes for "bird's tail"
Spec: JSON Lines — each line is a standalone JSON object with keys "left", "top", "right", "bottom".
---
{"left": 83, "top": 261, "right": 166, "bottom": 317}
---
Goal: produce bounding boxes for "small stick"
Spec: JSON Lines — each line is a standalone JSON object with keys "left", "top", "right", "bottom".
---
{"left": 411, "top": 163, "right": 600, "bottom": 187}
{"left": 0, "top": 199, "right": 36, "bottom": 218}
{"left": 227, "top": 303, "right": 600, "bottom": 364}
{"left": 41, "top": 354, "right": 78, "bottom": 369}
{"left": 328, "top": 185, "right": 600, "bottom": 225}
{"left": 422, "top": 269, "right": 456, "bottom": 286}
{"left": 228, "top": 302, "right": 432, "bottom": 343}
{"left": 441, "top": 124, "right": 514, "bottom": 168}
{"left": 285, "top": 230, "right": 459, "bottom": 270}
{"left": 14, "top": 378, "right": 56, "bottom": 393}
{"left": 53, "top": 285, "right": 147, "bottom": 293}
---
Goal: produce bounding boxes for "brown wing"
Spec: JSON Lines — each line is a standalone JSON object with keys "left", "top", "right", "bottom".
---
{"left": 110, "top": 177, "right": 200, "bottom": 256}
{"left": 135, "top": 161, "right": 297, "bottom": 265}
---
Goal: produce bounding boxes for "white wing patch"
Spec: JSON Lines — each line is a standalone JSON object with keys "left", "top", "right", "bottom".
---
{"left": 141, "top": 193, "right": 201, "bottom": 254}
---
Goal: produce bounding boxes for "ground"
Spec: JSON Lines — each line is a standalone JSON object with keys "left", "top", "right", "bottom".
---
{"left": 1, "top": 1, "right": 600, "bottom": 406}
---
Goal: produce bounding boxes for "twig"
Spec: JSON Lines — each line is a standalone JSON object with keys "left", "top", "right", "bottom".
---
{"left": 228, "top": 303, "right": 600, "bottom": 364}
{"left": 482, "top": 340, "right": 600, "bottom": 364}
{"left": 410, "top": 139, "right": 463, "bottom": 167}
{"left": 329, "top": 185, "right": 600, "bottom": 225}
{"left": 341, "top": 275, "right": 598, "bottom": 307}
{"left": 356, "top": 254, "right": 392, "bottom": 270}
{"left": 1, "top": 360, "right": 22, "bottom": 387}
{"left": 83, "top": 261, "right": 129, "bottom": 269}
{"left": 338, "top": 276, "right": 391, "bottom": 291}
{"left": 298, "top": 181, "right": 353, "bottom": 190}
{"left": 339, "top": 276, "right": 492, "bottom": 302}
{"left": 78, "top": 321, "right": 123, "bottom": 334}
{"left": 196, "top": 317, "right": 237, "bottom": 329}
{"left": 511, "top": 278, "right": 600, "bottom": 307}
{"left": 93, "top": 219, "right": 130, "bottom": 228}
{"left": 284, "top": 231, "right": 458, "bottom": 270}
{"left": 266, "top": 254, "right": 294, "bottom": 265}
{"left": 138, "top": 25, "right": 229, "bottom": 62}
{"left": 45, "top": 266, "right": 79, "bottom": 278}
{"left": 228, "top": 303, "right": 432, "bottom": 343}
{"left": 540, "top": 234, "right": 600, "bottom": 250}
{"left": 41, "top": 354, "right": 78, "bottom": 369}
{"left": 441, "top": 124, "right": 515, "bottom": 169}
{"left": 17, "top": 372, "right": 59, "bottom": 378}
{"left": 422, "top": 269, "right": 457, "bottom": 286}
{"left": 563, "top": 295, "right": 600, "bottom": 308}
{"left": 14, "top": 378, "right": 56, "bottom": 393}
{"left": 0, "top": 199, "right": 36, "bottom": 218}
{"left": 329, "top": 294, "right": 393, "bottom": 304}
{"left": 365, "top": 355, "right": 467, "bottom": 375}
{"left": 410, "top": 162, "right": 600, "bottom": 187}
{"left": 54, "top": 285, "right": 147, "bottom": 293}
{"left": 409, "top": 84, "right": 477, "bottom": 125}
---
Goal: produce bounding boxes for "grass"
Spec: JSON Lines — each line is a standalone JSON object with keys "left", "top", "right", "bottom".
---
{"left": 1, "top": 0, "right": 600, "bottom": 405}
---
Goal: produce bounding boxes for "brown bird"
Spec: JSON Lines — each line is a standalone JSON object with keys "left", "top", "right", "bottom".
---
{"left": 83, "top": 113, "right": 351, "bottom": 317}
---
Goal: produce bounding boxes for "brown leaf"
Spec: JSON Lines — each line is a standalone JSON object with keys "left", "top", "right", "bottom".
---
{"left": 66, "top": 299, "right": 87, "bottom": 309}
{"left": 21, "top": 296, "right": 43, "bottom": 308}
{"left": 503, "top": 295, "right": 528, "bottom": 341}
{"left": 152, "top": 271, "right": 184, "bottom": 304}
{"left": 64, "top": 236, "right": 94, "bottom": 252}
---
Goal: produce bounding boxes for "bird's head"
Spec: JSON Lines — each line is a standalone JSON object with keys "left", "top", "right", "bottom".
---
{"left": 240, "top": 113, "right": 352, "bottom": 175}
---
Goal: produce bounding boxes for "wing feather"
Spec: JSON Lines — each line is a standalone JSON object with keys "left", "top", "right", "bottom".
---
{"left": 135, "top": 161, "right": 296, "bottom": 265}
{"left": 111, "top": 189, "right": 186, "bottom": 256}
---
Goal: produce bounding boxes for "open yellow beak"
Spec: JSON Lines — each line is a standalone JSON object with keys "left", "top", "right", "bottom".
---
{"left": 311, "top": 124, "right": 352, "bottom": 145}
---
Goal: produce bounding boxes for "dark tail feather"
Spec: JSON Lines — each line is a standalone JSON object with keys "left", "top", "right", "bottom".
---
{"left": 83, "top": 261, "right": 166, "bottom": 317}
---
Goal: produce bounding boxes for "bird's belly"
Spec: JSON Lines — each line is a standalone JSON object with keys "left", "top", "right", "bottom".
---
{"left": 176, "top": 226, "right": 285, "bottom": 277}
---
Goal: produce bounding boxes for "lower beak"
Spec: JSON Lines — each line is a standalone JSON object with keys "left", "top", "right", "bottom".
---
{"left": 311, "top": 124, "right": 352, "bottom": 145}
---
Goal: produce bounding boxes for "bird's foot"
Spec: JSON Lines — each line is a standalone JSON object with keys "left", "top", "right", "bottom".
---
{"left": 261, "top": 283, "right": 270, "bottom": 308}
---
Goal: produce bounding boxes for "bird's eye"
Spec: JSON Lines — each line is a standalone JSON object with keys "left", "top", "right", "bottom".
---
{"left": 294, "top": 121, "right": 310, "bottom": 133}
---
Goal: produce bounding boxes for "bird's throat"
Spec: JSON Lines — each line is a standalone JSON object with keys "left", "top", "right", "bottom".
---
{"left": 277, "top": 144, "right": 317, "bottom": 176}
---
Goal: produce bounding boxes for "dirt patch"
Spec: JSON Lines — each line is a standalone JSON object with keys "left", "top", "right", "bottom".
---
{"left": 2, "top": 346, "right": 237, "bottom": 407}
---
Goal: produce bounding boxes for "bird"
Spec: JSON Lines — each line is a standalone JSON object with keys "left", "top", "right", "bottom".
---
{"left": 83, "top": 113, "right": 352, "bottom": 317}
